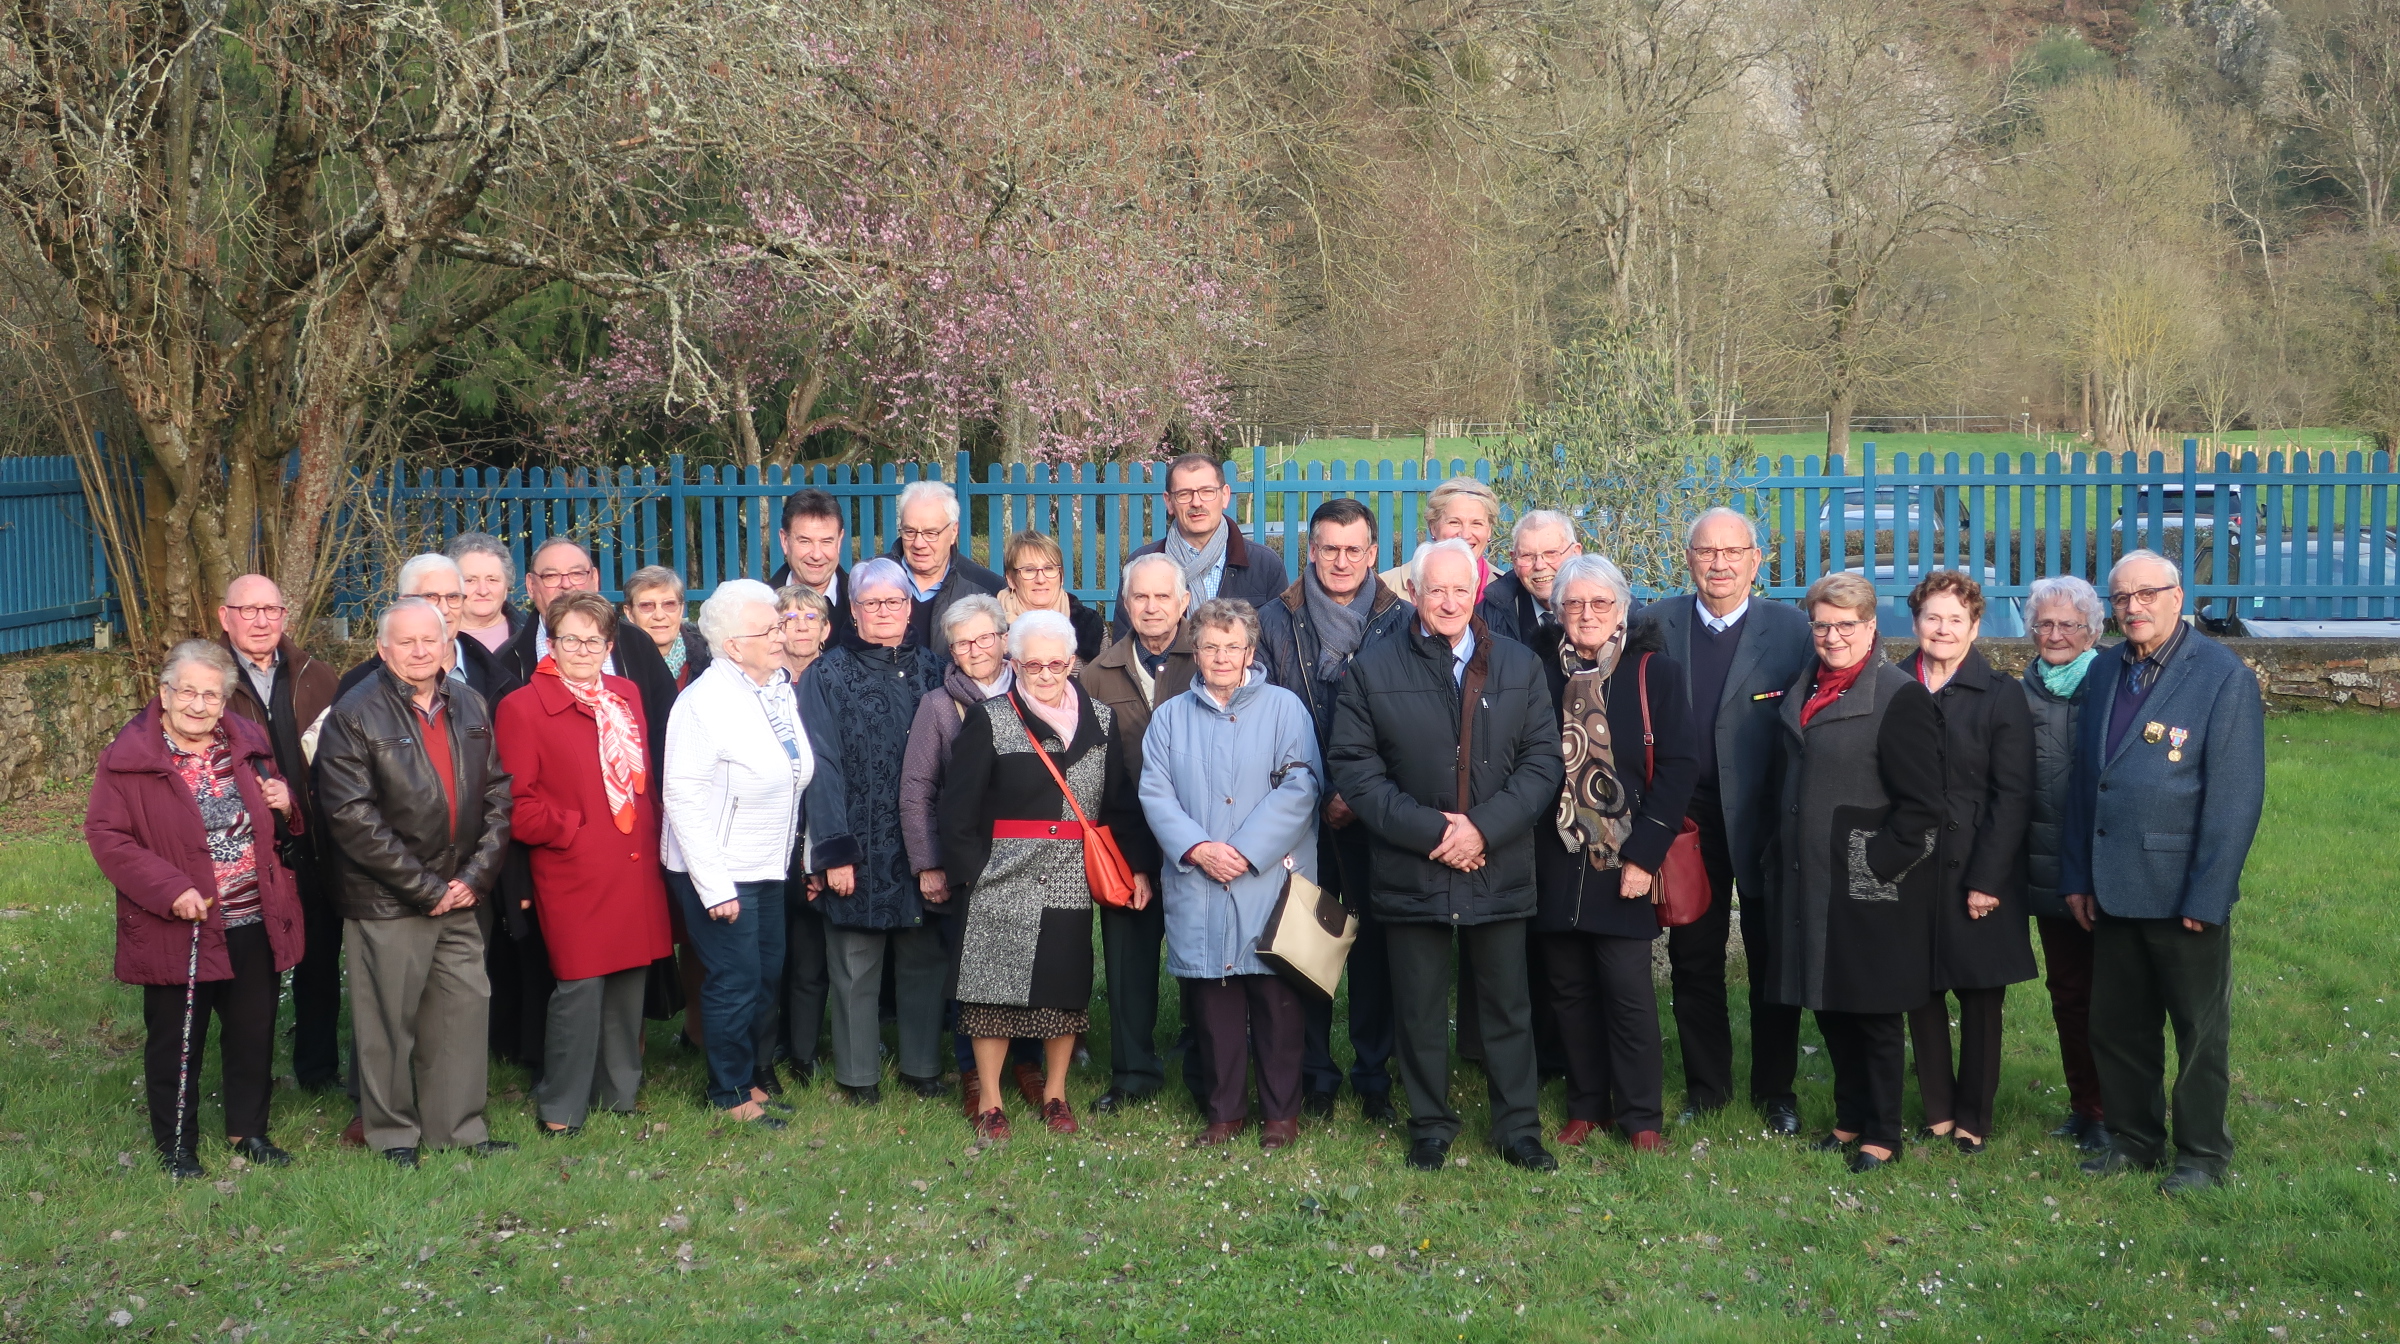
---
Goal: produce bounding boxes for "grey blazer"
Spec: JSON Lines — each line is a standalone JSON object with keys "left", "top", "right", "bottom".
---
{"left": 2058, "top": 629, "right": 2265, "bottom": 926}
{"left": 1635, "top": 593, "right": 1815, "bottom": 905}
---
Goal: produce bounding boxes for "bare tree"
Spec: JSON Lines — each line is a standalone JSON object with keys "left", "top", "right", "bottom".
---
{"left": 2289, "top": 0, "right": 2400, "bottom": 235}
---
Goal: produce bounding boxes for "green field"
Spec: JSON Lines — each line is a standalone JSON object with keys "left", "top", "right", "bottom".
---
{"left": 2, "top": 715, "right": 2395, "bottom": 1341}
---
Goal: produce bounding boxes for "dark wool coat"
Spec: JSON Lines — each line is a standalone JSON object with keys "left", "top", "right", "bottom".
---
{"left": 492, "top": 674, "right": 674, "bottom": 982}
{"left": 1474, "top": 568, "right": 1546, "bottom": 648}
{"left": 938, "top": 692, "right": 1157, "bottom": 1008}
{"left": 799, "top": 640, "right": 946, "bottom": 931}
{"left": 1256, "top": 577, "right": 1414, "bottom": 752}
{"left": 1758, "top": 655, "right": 1946, "bottom": 1015}
{"left": 1529, "top": 625, "right": 1698, "bottom": 939}
{"left": 1109, "top": 527, "right": 1291, "bottom": 641}
{"left": 1081, "top": 627, "right": 1197, "bottom": 785}
{"left": 87, "top": 705, "right": 307, "bottom": 986}
{"left": 2019, "top": 658, "right": 2092, "bottom": 919}
{"left": 218, "top": 634, "right": 340, "bottom": 867}
{"left": 1325, "top": 616, "right": 1565, "bottom": 925}
{"left": 1903, "top": 646, "right": 2039, "bottom": 990}
{"left": 881, "top": 545, "right": 1005, "bottom": 653}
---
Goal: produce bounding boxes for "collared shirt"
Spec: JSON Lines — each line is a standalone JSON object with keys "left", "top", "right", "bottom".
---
{"left": 2105, "top": 619, "right": 2190, "bottom": 756}
{"left": 902, "top": 563, "right": 948, "bottom": 604}
{"left": 1696, "top": 594, "right": 1750, "bottom": 634}
{"left": 1422, "top": 622, "right": 1476, "bottom": 686}
{"left": 238, "top": 648, "right": 280, "bottom": 715}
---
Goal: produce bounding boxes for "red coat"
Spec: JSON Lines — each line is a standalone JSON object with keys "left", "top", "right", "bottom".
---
{"left": 494, "top": 674, "right": 673, "bottom": 981}
{"left": 86, "top": 704, "right": 306, "bottom": 985}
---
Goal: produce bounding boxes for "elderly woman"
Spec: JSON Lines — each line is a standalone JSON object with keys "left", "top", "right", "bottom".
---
{"left": 1379, "top": 476, "right": 1500, "bottom": 600}
{"left": 999, "top": 529, "right": 1106, "bottom": 662}
{"left": 780, "top": 584, "right": 833, "bottom": 681}
{"left": 623, "top": 566, "right": 712, "bottom": 690}
{"left": 2021, "top": 573, "right": 2112, "bottom": 1152}
{"left": 1139, "top": 598, "right": 1322, "bottom": 1151}
{"left": 941, "top": 609, "right": 1157, "bottom": 1141}
{"left": 1528, "top": 555, "right": 1696, "bottom": 1152}
{"left": 87, "top": 641, "right": 305, "bottom": 1176}
{"left": 770, "top": 579, "right": 837, "bottom": 1084}
{"left": 1901, "top": 571, "right": 2037, "bottom": 1154}
{"left": 446, "top": 531, "right": 523, "bottom": 661}
{"left": 495, "top": 591, "right": 674, "bottom": 1136}
{"left": 661, "top": 578, "right": 810, "bottom": 1129}
{"left": 799, "top": 557, "right": 949, "bottom": 1106}
{"left": 1762, "top": 571, "right": 1945, "bottom": 1173}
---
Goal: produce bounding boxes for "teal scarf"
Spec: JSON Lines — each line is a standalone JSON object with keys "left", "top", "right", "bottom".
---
{"left": 2036, "top": 649, "right": 2098, "bottom": 698}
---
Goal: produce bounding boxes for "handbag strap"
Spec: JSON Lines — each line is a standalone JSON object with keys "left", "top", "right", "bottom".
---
{"left": 1637, "top": 651, "right": 1657, "bottom": 787}
{"left": 1011, "top": 692, "right": 1095, "bottom": 829}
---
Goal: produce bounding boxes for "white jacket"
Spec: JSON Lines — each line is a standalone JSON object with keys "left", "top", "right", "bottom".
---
{"left": 662, "top": 658, "right": 813, "bottom": 910}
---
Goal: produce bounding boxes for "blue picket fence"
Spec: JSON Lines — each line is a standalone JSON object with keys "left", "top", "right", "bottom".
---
{"left": 0, "top": 456, "right": 113, "bottom": 655}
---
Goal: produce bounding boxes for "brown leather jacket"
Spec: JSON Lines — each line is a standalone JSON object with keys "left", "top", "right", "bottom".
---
{"left": 313, "top": 665, "right": 513, "bottom": 920}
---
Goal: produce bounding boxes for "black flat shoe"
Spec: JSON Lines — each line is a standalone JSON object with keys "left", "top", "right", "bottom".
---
{"left": 160, "top": 1150, "right": 205, "bottom": 1180}
{"left": 470, "top": 1140, "right": 518, "bottom": 1157}
{"left": 1359, "top": 1091, "right": 1398, "bottom": 1124}
{"left": 2049, "top": 1113, "right": 2089, "bottom": 1140}
{"left": 901, "top": 1075, "right": 950, "bottom": 1101}
{"left": 1406, "top": 1137, "right": 1451, "bottom": 1171}
{"left": 382, "top": 1147, "right": 419, "bottom": 1169}
{"left": 1954, "top": 1135, "right": 1986, "bottom": 1156}
{"left": 843, "top": 1084, "right": 882, "bottom": 1107}
{"left": 726, "top": 1109, "right": 788, "bottom": 1131}
{"left": 2079, "top": 1148, "right": 2154, "bottom": 1177}
{"left": 539, "top": 1123, "right": 582, "bottom": 1139}
{"left": 2159, "top": 1165, "right": 2218, "bottom": 1196}
{"left": 1301, "top": 1091, "right": 1337, "bottom": 1120}
{"left": 1848, "top": 1150, "right": 1891, "bottom": 1174}
{"left": 1761, "top": 1100, "right": 1802, "bottom": 1137}
{"left": 1806, "top": 1133, "right": 1852, "bottom": 1153}
{"left": 231, "top": 1136, "right": 292, "bottom": 1167}
{"left": 1501, "top": 1137, "right": 1558, "bottom": 1172}
{"left": 2077, "top": 1120, "right": 2114, "bottom": 1154}
{"left": 755, "top": 1097, "right": 796, "bottom": 1115}
{"left": 1092, "top": 1087, "right": 1155, "bottom": 1114}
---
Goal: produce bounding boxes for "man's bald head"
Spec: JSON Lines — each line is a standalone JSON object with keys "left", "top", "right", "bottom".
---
{"left": 218, "top": 574, "right": 289, "bottom": 661}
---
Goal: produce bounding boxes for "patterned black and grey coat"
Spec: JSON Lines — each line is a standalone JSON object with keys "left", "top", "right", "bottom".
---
{"left": 937, "top": 692, "right": 1158, "bottom": 1010}
{"left": 799, "top": 640, "right": 945, "bottom": 932}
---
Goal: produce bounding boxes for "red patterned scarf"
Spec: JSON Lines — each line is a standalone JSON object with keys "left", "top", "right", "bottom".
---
{"left": 1800, "top": 655, "right": 1869, "bottom": 727}
{"left": 538, "top": 655, "right": 647, "bottom": 832}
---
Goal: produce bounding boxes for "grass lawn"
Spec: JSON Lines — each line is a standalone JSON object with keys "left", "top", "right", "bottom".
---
{"left": 2, "top": 715, "right": 2396, "bottom": 1342}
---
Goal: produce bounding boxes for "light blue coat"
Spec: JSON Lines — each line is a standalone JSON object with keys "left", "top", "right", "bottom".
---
{"left": 1139, "top": 674, "right": 1322, "bottom": 979}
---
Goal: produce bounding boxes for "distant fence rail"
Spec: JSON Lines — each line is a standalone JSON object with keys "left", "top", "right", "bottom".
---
{"left": 0, "top": 457, "right": 113, "bottom": 656}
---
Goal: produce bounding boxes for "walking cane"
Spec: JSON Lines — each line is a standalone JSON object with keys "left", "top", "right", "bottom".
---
{"left": 169, "top": 913, "right": 202, "bottom": 1175}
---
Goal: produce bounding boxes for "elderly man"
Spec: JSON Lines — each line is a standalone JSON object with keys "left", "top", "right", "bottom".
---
{"left": 885, "top": 480, "right": 1003, "bottom": 651}
{"left": 1631, "top": 506, "right": 1815, "bottom": 1132}
{"left": 315, "top": 598, "right": 516, "bottom": 1167}
{"left": 1329, "top": 538, "right": 1564, "bottom": 1173}
{"left": 1112, "top": 455, "right": 1288, "bottom": 640}
{"left": 2062, "top": 551, "right": 2264, "bottom": 1196}
{"left": 336, "top": 554, "right": 512, "bottom": 704}
{"left": 1477, "top": 510, "right": 1580, "bottom": 646}
{"left": 1258, "top": 497, "right": 1414, "bottom": 1121}
{"left": 767, "top": 487, "right": 858, "bottom": 647}
{"left": 1080, "top": 552, "right": 1199, "bottom": 1111}
{"left": 214, "top": 576, "right": 342, "bottom": 1091}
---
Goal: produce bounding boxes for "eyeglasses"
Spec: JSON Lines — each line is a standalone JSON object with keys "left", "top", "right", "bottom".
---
{"left": 1515, "top": 546, "right": 1576, "bottom": 570}
{"left": 222, "top": 603, "right": 287, "bottom": 622}
{"left": 166, "top": 685, "right": 225, "bottom": 708}
{"left": 726, "top": 626, "right": 779, "bottom": 644}
{"left": 1195, "top": 642, "right": 1252, "bottom": 659}
{"left": 415, "top": 591, "right": 466, "bottom": 608}
{"left": 1167, "top": 487, "right": 1226, "bottom": 506}
{"left": 1010, "top": 563, "right": 1061, "bottom": 581}
{"left": 1557, "top": 597, "right": 1619, "bottom": 617}
{"left": 2031, "top": 620, "right": 2090, "bottom": 637}
{"left": 1687, "top": 546, "right": 1756, "bottom": 564}
{"left": 1015, "top": 657, "right": 1074, "bottom": 677}
{"left": 855, "top": 596, "right": 911, "bottom": 613}
{"left": 898, "top": 526, "right": 953, "bottom": 544}
{"left": 630, "top": 597, "right": 684, "bottom": 616}
{"left": 2109, "top": 585, "right": 2178, "bottom": 610}
{"left": 1809, "top": 618, "right": 1875, "bottom": 639}
{"left": 552, "top": 634, "right": 610, "bottom": 654}
{"left": 950, "top": 631, "right": 1002, "bottom": 652}
{"left": 532, "top": 566, "right": 596, "bottom": 585}
{"left": 1312, "top": 544, "right": 1373, "bottom": 563}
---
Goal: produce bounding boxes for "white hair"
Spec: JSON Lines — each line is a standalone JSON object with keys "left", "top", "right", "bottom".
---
{"left": 2028, "top": 573, "right": 2107, "bottom": 633}
{"left": 2109, "top": 548, "right": 2181, "bottom": 589}
{"left": 443, "top": 531, "right": 515, "bottom": 585}
{"left": 377, "top": 595, "right": 449, "bottom": 642}
{"left": 1684, "top": 506, "right": 1760, "bottom": 550}
{"left": 851, "top": 556, "right": 911, "bottom": 600}
{"left": 1549, "top": 553, "right": 1631, "bottom": 614}
{"left": 697, "top": 579, "right": 781, "bottom": 661}
{"left": 1120, "top": 550, "right": 1188, "bottom": 601}
{"left": 941, "top": 593, "right": 1007, "bottom": 643}
{"left": 1409, "top": 537, "right": 1480, "bottom": 596}
{"left": 395, "top": 552, "right": 463, "bottom": 595}
{"left": 159, "top": 639, "right": 237, "bottom": 692}
{"left": 1007, "top": 608, "right": 1078, "bottom": 661}
{"left": 1511, "top": 509, "right": 1575, "bottom": 551}
{"left": 895, "top": 479, "right": 961, "bottom": 528}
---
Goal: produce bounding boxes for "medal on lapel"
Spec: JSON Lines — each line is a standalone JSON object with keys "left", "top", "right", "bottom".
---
{"left": 2142, "top": 721, "right": 2166, "bottom": 744}
{"left": 2167, "top": 726, "right": 2188, "bottom": 762}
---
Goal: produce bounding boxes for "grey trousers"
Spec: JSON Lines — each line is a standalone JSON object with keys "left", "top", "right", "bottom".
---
{"left": 1385, "top": 919, "right": 1542, "bottom": 1148}
{"left": 347, "top": 909, "right": 491, "bottom": 1152}
{"left": 535, "top": 967, "right": 647, "bottom": 1128}
{"left": 825, "top": 923, "right": 947, "bottom": 1088}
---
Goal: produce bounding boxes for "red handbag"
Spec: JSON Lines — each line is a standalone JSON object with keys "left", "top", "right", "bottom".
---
{"left": 1013, "top": 694, "right": 1139, "bottom": 910}
{"left": 1638, "top": 653, "right": 1713, "bottom": 929}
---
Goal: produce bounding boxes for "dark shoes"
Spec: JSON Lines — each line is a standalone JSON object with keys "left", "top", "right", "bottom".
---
{"left": 1761, "top": 1100, "right": 1802, "bottom": 1137}
{"left": 972, "top": 1107, "right": 1011, "bottom": 1145}
{"left": 901, "top": 1074, "right": 949, "bottom": 1101}
{"left": 1406, "top": 1137, "right": 1451, "bottom": 1171}
{"left": 1041, "top": 1098, "right": 1080, "bottom": 1135}
{"left": 1300, "top": 1091, "right": 1336, "bottom": 1120}
{"left": 1092, "top": 1087, "right": 1156, "bottom": 1115}
{"left": 1806, "top": 1133, "right": 1852, "bottom": 1154}
{"left": 160, "top": 1150, "right": 205, "bottom": 1180}
{"left": 1359, "top": 1091, "right": 1397, "bottom": 1124}
{"left": 1260, "top": 1119, "right": 1299, "bottom": 1152}
{"left": 1848, "top": 1149, "right": 1891, "bottom": 1174}
{"left": 843, "top": 1084, "right": 882, "bottom": 1108}
{"left": 471, "top": 1140, "right": 517, "bottom": 1157}
{"left": 2079, "top": 1120, "right": 2114, "bottom": 1154}
{"left": 1954, "top": 1135, "right": 1987, "bottom": 1156}
{"left": 2079, "top": 1147, "right": 2157, "bottom": 1178}
{"left": 2159, "top": 1166, "right": 2219, "bottom": 1196}
{"left": 1196, "top": 1120, "right": 1245, "bottom": 1147}
{"left": 382, "top": 1147, "right": 419, "bottom": 1169}
{"left": 1502, "top": 1137, "right": 1559, "bottom": 1172}
{"left": 540, "top": 1123, "right": 582, "bottom": 1139}
{"left": 231, "top": 1136, "right": 293, "bottom": 1167}
{"left": 1013, "top": 1062, "right": 1046, "bottom": 1108}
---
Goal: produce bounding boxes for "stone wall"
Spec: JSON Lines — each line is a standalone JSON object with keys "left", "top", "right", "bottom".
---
{"left": 0, "top": 650, "right": 153, "bottom": 807}
{"left": 1899, "top": 637, "right": 2400, "bottom": 712}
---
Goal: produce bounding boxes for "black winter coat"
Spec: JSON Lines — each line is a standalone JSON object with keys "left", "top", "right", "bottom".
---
{"left": 887, "top": 546, "right": 1006, "bottom": 653}
{"left": 1758, "top": 655, "right": 1945, "bottom": 1014}
{"left": 1475, "top": 569, "right": 1545, "bottom": 647}
{"left": 2019, "top": 658, "right": 2088, "bottom": 919}
{"left": 1529, "top": 625, "right": 1698, "bottom": 938}
{"left": 799, "top": 640, "right": 947, "bottom": 931}
{"left": 1326, "top": 617, "right": 1564, "bottom": 925}
{"left": 1904, "top": 647, "right": 2039, "bottom": 990}
{"left": 1109, "top": 528, "right": 1290, "bottom": 641}
{"left": 1256, "top": 577, "right": 1414, "bottom": 751}
{"left": 314, "top": 666, "right": 513, "bottom": 921}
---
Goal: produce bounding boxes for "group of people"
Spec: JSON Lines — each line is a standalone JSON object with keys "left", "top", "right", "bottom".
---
{"left": 88, "top": 454, "right": 2265, "bottom": 1196}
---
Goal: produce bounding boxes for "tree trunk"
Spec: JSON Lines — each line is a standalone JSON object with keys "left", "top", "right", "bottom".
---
{"left": 1826, "top": 386, "right": 1854, "bottom": 460}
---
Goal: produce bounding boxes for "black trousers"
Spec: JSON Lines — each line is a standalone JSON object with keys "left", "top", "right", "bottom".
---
{"left": 1537, "top": 930, "right": 1664, "bottom": 1133}
{"left": 485, "top": 914, "right": 555, "bottom": 1075}
{"left": 1385, "top": 919, "right": 1541, "bottom": 1148}
{"left": 1908, "top": 986, "right": 2007, "bottom": 1137}
{"left": 287, "top": 867, "right": 346, "bottom": 1088}
{"left": 1669, "top": 793, "right": 1802, "bottom": 1111}
{"left": 1101, "top": 897, "right": 1168, "bottom": 1093}
{"left": 2091, "top": 915, "right": 2234, "bottom": 1176}
{"left": 2036, "top": 916, "right": 2105, "bottom": 1121}
{"left": 1185, "top": 974, "right": 1306, "bottom": 1124}
{"left": 779, "top": 881, "right": 830, "bottom": 1070}
{"left": 1302, "top": 828, "right": 1395, "bottom": 1097}
{"left": 144, "top": 923, "right": 278, "bottom": 1153}
{"left": 1816, "top": 1009, "right": 1905, "bottom": 1151}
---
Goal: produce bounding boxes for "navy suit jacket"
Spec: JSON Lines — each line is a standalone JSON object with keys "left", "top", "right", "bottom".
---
{"left": 2058, "top": 629, "right": 2265, "bottom": 925}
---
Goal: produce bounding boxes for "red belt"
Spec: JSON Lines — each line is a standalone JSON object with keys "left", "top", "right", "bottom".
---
{"left": 992, "top": 819, "right": 1085, "bottom": 841}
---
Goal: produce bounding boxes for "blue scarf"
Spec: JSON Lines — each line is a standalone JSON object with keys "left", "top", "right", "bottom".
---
{"left": 2036, "top": 649, "right": 2097, "bottom": 698}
